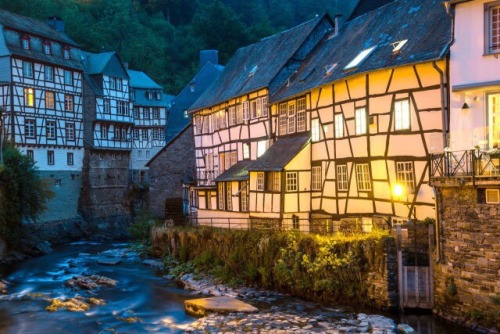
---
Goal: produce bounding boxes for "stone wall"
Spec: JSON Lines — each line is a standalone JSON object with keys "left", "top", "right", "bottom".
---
{"left": 148, "top": 125, "right": 195, "bottom": 219}
{"left": 433, "top": 185, "right": 500, "bottom": 330}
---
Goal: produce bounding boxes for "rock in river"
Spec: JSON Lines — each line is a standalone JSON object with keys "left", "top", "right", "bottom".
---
{"left": 65, "top": 275, "right": 118, "bottom": 290}
{"left": 184, "top": 296, "right": 258, "bottom": 317}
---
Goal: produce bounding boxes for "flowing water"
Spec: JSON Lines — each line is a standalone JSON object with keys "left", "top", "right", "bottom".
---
{"left": 0, "top": 242, "right": 475, "bottom": 334}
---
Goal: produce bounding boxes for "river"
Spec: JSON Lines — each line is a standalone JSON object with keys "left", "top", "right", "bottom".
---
{"left": 0, "top": 241, "right": 475, "bottom": 333}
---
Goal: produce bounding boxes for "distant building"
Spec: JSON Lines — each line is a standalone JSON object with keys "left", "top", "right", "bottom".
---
{"left": 0, "top": 10, "right": 84, "bottom": 222}
{"left": 147, "top": 50, "right": 224, "bottom": 220}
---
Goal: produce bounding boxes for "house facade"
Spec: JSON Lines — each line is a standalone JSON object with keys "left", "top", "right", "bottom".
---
{"left": 0, "top": 11, "right": 84, "bottom": 222}
{"left": 430, "top": 0, "right": 500, "bottom": 328}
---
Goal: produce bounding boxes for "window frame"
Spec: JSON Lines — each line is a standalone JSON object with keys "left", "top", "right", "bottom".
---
{"left": 335, "top": 113, "right": 344, "bottom": 138}
{"left": 355, "top": 107, "right": 367, "bottom": 135}
{"left": 218, "top": 182, "right": 225, "bottom": 210}
{"left": 65, "top": 122, "right": 75, "bottom": 141}
{"left": 226, "top": 182, "right": 232, "bottom": 211}
{"left": 67, "top": 152, "right": 74, "bottom": 166}
{"left": 104, "top": 99, "right": 111, "bottom": 114}
{"left": 24, "top": 88, "right": 35, "bottom": 107}
{"left": 44, "top": 65, "right": 54, "bottom": 82}
{"left": 396, "top": 161, "right": 415, "bottom": 192}
{"left": 43, "top": 41, "right": 51, "bottom": 55}
{"left": 64, "top": 70, "right": 72, "bottom": 85}
{"left": 46, "top": 121, "right": 56, "bottom": 139}
{"left": 311, "top": 118, "right": 320, "bottom": 141}
{"left": 256, "top": 172, "right": 265, "bottom": 191}
{"left": 25, "top": 119, "right": 36, "bottom": 138}
{"left": 296, "top": 97, "right": 306, "bottom": 132}
{"left": 22, "top": 61, "right": 33, "bottom": 78}
{"left": 21, "top": 36, "right": 30, "bottom": 50}
{"left": 45, "top": 91, "right": 55, "bottom": 109}
{"left": 286, "top": 172, "right": 298, "bottom": 192}
{"left": 355, "top": 163, "right": 372, "bottom": 191}
{"left": 486, "top": 1, "right": 500, "bottom": 54}
{"left": 47, "top": 150, "right": 55, "bottom": 165}
{"left": 337, "top": 164, "right": 348, "bottom": 192}
{"left": 311, "top": 165, "right": 322, "bottom": 191}
{"left": 394, "top": 98, "right": 410, "bottom": 131}
{"left": 266, "top": 171, "right": 281, "bottom": 192}
{"left": 64, "top": 94, "right": 74, "bottom": 112}
{"left": 487, "top": 92, "right": 500, "bottom": 149}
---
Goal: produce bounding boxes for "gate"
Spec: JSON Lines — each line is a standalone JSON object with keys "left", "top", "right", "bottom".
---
{"left": 396, "top": 224, "right": 434, "bottom": 309}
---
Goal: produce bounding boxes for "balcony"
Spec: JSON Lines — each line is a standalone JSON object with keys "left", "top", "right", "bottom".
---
{"left": 196, "top": 170, "right": 222, "bottom": 186}
{"left": 430, "top": 149, "right": 500, "bottom": 186}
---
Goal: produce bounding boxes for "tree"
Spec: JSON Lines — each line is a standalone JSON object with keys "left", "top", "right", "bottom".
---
{"left": 0, "top": 143, "right": 54, "bottom": 247}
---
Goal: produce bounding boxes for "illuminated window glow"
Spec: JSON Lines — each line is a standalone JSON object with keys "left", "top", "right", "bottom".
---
{"left": 344, "top": 46, "right": 377, "bottom": 71}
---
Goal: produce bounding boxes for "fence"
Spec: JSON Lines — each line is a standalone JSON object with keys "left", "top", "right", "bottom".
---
{"left": 430, "top": 149, "right": 500, "bottom": 179}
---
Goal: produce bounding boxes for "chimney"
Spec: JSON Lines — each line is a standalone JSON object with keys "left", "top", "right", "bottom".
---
{"left": 199, "top": 50, "right": 218, "bottom": 68}
{"left": 334, "top": 15, "right": 343, "bottom": 36}
{"left": 46, "top": 16, "right": 64, "bottom": 32}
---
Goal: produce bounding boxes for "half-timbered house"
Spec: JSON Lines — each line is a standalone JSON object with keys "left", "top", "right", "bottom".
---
{"left": 0, "top": 11, "right": 84, "bottom": 222}
{"left": 79, "top": 51, "right": 132, "bottom": 224}
{"left": 187, "top": 15, "right": 335, "bottom": 227}
{"left": 270, "top": 0, "right": 451, "bottom": 230}
{"left": 128, "top": 69, "right": 171, "bottom": 183}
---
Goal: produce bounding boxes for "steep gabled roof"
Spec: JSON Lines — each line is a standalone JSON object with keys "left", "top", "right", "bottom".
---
{"left": 272, "top": 0, "right": 451, "bottom": 103}
{"left": 127, "top": 69, "right": 162, "bottom": 89}
{"left": 189, "top": 14, "right": 333, "bottom": 112}
{"left": 248, "top": 134, "right": 310, "bottom": 172}
{"left": 82, "top": 51, "right": 128, "bottom": 78}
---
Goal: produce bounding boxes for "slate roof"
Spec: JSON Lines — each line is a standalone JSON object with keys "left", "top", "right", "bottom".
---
{"left": 82, "top": 51, "right": 128, "bottom": 78}
{"left": 271, "top": 0, "right": 451, "bottom": 103}
{"left": 215, "top": 160, "right": 254, "bottom": 182}
{"left": 127, "top": 69, "right": 162, "bottom": 89}
{"left": 247, "top": 134, "right": 310, "bottom": 172}
{"left": 189, "top": 15, "right": 330, "bottom": 112}
{"left": 166, "top": 61, "right": 224, "bottom": 143}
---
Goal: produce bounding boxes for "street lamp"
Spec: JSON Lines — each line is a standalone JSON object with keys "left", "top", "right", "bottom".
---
{"left": 392, "top": 183, "right": 414, "bottom": 223}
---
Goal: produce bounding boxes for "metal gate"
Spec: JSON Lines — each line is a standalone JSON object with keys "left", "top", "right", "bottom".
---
{"left": 396, "top": 224, "right": 434, "bottom": 309}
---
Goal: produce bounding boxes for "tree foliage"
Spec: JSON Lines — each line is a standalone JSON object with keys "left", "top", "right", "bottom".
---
{"left": 0, "top": 143, "right": 54, "bottom": 247}
{"left": 0, "top": 0, "right": 338, "bottom": 94}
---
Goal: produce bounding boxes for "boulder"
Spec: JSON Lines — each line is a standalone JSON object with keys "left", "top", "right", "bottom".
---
{"left": 65, "top": 275, "right": 118, "bottom": 290}
{"left": 184, "top": 296, "right": 258, "bottom": 317}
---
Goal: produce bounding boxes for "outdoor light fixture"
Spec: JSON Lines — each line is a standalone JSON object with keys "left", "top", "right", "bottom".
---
{"left": 393, "top": 184, "right": 404, "bottom": 198}
{"left": 461, "top": 102, "right": 470, "bottom": 110}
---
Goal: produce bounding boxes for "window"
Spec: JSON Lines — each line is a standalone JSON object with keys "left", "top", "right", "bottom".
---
{"left": 202, "top": 116, "right": 210, "bottom": 133}
{"left": 292, "top": 215, "right": 299, "bottom": 230}
{"left": 133, "top": 107, "right": 139, "bottom": 119}
{"left": 64, "top": 70, "right": 72, "bottom": 85}
{"left": 355, "top": 107, "right": 367, "bottom": 135}
{"left": 44, "top": 66, "right": 54, "bottom": 81}
{"left": 184, "top": 110, "right": 188, "bottom": 118}
{"left": 63, "top": 46, "right": 70, "bottom": 59}
{"left": 240, "top": 181, "right": 248, "bottom": 212}
{"left": 228, "top": 106, "right": 236, "bottom": 126}
{"left": 47, "top": 151, "right": 55, "bottom": 165}
{"left": 43, "top": 41, "right": 51, "bottom": 55}
{"left": 262, "top": 96, "right": 269, "bottom": 117}
{"left": 133, "top": 128, "right": 139, "bottom": 139}
{"left": 218, "top": 182, "right": 225, "bottom": 210}
{"left": 242, "top": 101, "right": 249, "bottom": 121}
{"left": 102, "top": 125, "right": 108, "bottom": 139}
{"left": 23, "top": 61, "right": 33, "bottom": 77}
{"left": 67, "top": 152, "right": 74, "bottom": 166}
{"left": 311, "top": 165, "right": 322, "bottom": 191}
{"left": 311, "top": 118, "right": 320, "bottom": 141}
{"left": 147, "top": 91, "right": 153, "bottom": 100}
{"left": 243, "top": 143, "right": 250, "bottom": 160}
{"left": 205, "top": 153, "right": 214, "bottom": 173}
{"left": 236, "top": 104, "right": 243, "bottom": 124}
{"left": 279, "top": 103, "right": 287, "bottom": 135}
{"left": 104, "top": 99, "right": 111, "bottom": 113}
{"left": 156, "top": 92, "right": 162, "bottom": 100}
{"left": 226, "top": 182, "right": 232, "bottom": 211}
{"left": 337, "top": 164, "right": 348, "bottom": 191}
{"left": 250, "top": 99, "right": 258, "bottom": 119}
{"left": 153, "top": 108, "right": 160, "bottom": 119}
{"left": 288, "top": 101, "right": 296, "bottom": 134}
{"left": 46, "top": 121, "right": 56, "bottom": 139}
{"left": 152, "top": 128, "right": 160, "bottom": 140}
{"left": 344, "top": 46, "right": 377, "bottom": 71}
{"left": 64, "top": 94, "right": 74, "bottom": 111}
{"left": 355, "top": 164, "right": 371, "bottom": 191}
{"left": 45, "top": 91, "right": 55, "bottom": 109}
{"left": 26, "top": 150, "right": 34, "bottom": 161}
{"left": 116, "top": 78, "right": 122, "bottom": 91}
{"left": 21, "top": 36, "right": 30, "bottom": 50}
{"left": 25, "top": 119, "right": 35, "bottom": 138}
{"left": 487, "top": 3, "right": 500, "bottom": 54}
{"left": 66, "top": 123, "right": 75, "bottom": 141}
{"left": 143, "top": 108, "right": 150, "bottom": 119}
{"left": 256, "top": 172, "right": 264, "bottom": 191}
{"left": 146, "top": 150, "right": 150, "bottom": 159}
{"left": 396, "top": 161, "right": 415, "bottom": 191}
{"left": 488, "top": 93, "right": 500, "bottom": 148}
{"left": 286, "top": 172, "right": 298, "bottom": 192}
{"left": 266, "top": 172, "right": 280, "bottom": 192}
{"left": 297, "top": 98, "right": 306, "bottom": 132}
{"left": 110, "top": 77, "right": 116, "bottom": 90}
{"left": 24, "top": 88, "right": 34, "bottom": 107}
{"left": 219, "top": 153, "right": 227, "bottom": 172}
{"left": 394, "top": 99, "right": 410, "bottom": 130}
{"left": 118, "top": 101, "right": 128, "bottom": 115}
{"left": 257, "top": 140, "right": 267, "bottom": 157}
{"left": 335, "top": 113, "right": 344, "bottom": 138}
{"left": 142, "top": 129, "right": 148, "bottom": 140}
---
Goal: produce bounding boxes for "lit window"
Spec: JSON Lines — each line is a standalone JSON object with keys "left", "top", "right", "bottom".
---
{"left": 64, "top": 70, "right": 72, "bottom": 85}
{"left": 297, "top": 98, "right": 306, "bottom": 132}
{"left": 218, "top": 182, "right": 225, "bottom": 210}
{"left": 67, "top": 152, "right": 74, "bottom": 166}
{"left": 286, "top": 172, "right": 298, "bottom": 192}
{"left": 64, "top": 94, "right": 74, "bottom": 111}
{"left": 279, "top": 103, "right": 287, "bottom": 135}
{"left": 257, "top": 140, "right": 267, "bottom": 157}
{"left": 47, "top": 151, "right": 55, "bottom": 165}
{"left": 344, "top": 46, "right": 377, "bottom": 71}
{"left": 488, "top": 93, "right": 500, "bottom": 149}
{"left": 266, "top": 172, "right": 280, "bottom": 192}
{"left": 311, "top": 118, "right": 320, "bottom": 141}
{"left": 240, "top": 181, "right": 248, "bottom": 212}
{"left": 311, "top": 165, "right": 322, "bottom": 191}
{"left": 396, "top": 161, "right": 415, "bottom": 191}
{"left": 66, "top": 123, "right": 75, "bottom": 141}
{"left": 25, "top": 119, "right": 35, "bottom": 138}
{"left": 337, "top": 164, "right": 348, "bottom": 191}
{"left": 487, "top": 4, "right": 500, "bottom": 54}
{"left": 45, "top": 91, "right": 55, "bottom": 109}
{"left": 23, "top": 61, "right": 33, "bottom": 77}
{"left": 24, "top": 88, "right": 35, "bottom": 107}
{"left": 394, "top": 99, "right": 410, "bottom": 130}
{"left": 242, "top": 101, "right": 249, "bottom": 121}
{"left": 44, "top": 66, "right": 54, "bottom": 81}
{"left": 335, "top": 113, "right": 344, "bottom": 138}
{"left": 256, "top": 172, "right": 264, "bottom": 191}
{"left": 46, "top": 121, "right": 56, "bottom": 139}
{"left": 355, "top": 107, "right": 367, "bottom": 135}
{"left": 226, "top": 182, "right": 232, "bottom": 211}
{"left": 355, "top": 164, "right": 371, "bottom": 191}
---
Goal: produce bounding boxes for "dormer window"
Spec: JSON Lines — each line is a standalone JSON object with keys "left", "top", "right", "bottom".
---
{"left": 344, "top": 45, "right": 377, "bottom": 71}
{"left": 63, "top": 46, "right": 70, "bottom": 59}
{"left": 392, "top": 40, "right": 408, "bottom": 54}
{"left": 248, "top": 65, "right": 258, "bottom": 77}
{"left": 189, "top": 82, "right": 195, "bottom": 92}
{"left": 324, "top": 63, "right": 337, "bottom": 76}
{"left": 21, "top": 35, "right": 30, "bottom": 50}
{"left": 156, "top": 92, "right": 162, "bottom": 100}
{"left": 43, "top": 41, "right": 51, "bottom": 55}
{"left": 147, "top": 92, "right": 153, "bottom": 100}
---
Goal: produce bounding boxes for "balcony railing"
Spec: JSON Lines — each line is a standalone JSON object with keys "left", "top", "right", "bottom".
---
{"left": 430, "top": 149, "right": 500, "bottom": 180}
{"left": 196, "top": 169, "right": 222, "bottom": 186}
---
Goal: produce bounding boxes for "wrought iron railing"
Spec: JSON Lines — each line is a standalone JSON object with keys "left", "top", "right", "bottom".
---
{"left": 430, "top": 149, "right": 500, "bottom": 179}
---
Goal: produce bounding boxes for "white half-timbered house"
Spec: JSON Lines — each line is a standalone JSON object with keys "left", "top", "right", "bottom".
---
{"left": 128, "top": 69, "right": 171, "bottom": 182}
{"left": 188, "top": 14, "right": 335, "bottom": 227}
{"left": 270, "top": 0, "right": 451, "bottom": 231}
{"left": 0, "top": 11, "right": 84, "bottom": 221}
{"left": 79, "top": 51, "right": 132, "bottom": 223}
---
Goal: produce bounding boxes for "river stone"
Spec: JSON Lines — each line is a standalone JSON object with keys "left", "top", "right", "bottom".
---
{"left": 184, "top": 296, "right": 258, "bottom": 317}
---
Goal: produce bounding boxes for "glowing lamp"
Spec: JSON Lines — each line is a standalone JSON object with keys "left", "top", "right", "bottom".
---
{"left": 393, "top": 184, "right": 404, "bottom": 198}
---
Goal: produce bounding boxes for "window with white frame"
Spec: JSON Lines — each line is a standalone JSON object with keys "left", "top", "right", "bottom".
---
{"left": 23, "top": 61, "right": 33, "bottom": 77}
{"left": 143, "top": 107, "right": 150, "bottom": 119}
{"left": 116, "top": 78, "right": 122, "bottom": 91}
{"left": 66, "top": 123, "right": 75, "bottom": 141}
{"left": 67, "top": 152, "right": 74, "bottom": 166}
{"left": 64, "top": 70, "right": 72, "bottom": 85}
{"left": 64, "top": 94, "right": 74, "bottom": 111}
{"left": 240, "top": 181, "right": 248, "bottom": 211}
{"left": 21, "top": 36, "right": 30, "bottom": 50}
{"left": 344, "top": 46, "right": 377, "bottom": 71}
{"left": 43, "top": 41, "right": 51, "bottom": 55}
{"left": 262, "top": 96, "right": 269, "bottom": 117}
{"left": 256, "top": 172, "right": 264, "bottom": 191}
{"left": 486, "top": 2, "right": 500, "bottom": 54}
{"left": 288, "top": 101, "right": 296, "bottom": 134}
{"left": 110, "top": 77, "right": 116, "bottom": 90}
{"left": 335, "top": 113, "right": 344, "bottom": 138}
{"left": 279, "top": 103, "right": 287, "bottom": 135}
{"left": 226, "top": 182, "right": 232, "bottom": 211}
{"left": 153, "top": 108, "right": 160, "bottom": 119}
{"left": 25, "top": 119, "right": 35, "bottom": 138}
{"left": 355, "top": 163, "right": 371, "bottom": 191}
{"left": 45, "top": 91, "right": 55, "bottom": 109}
{"left": 311, "top": 118, "right": 320, "bottom": 141}
{"left": 202, "top": 116, "right": 210, "bottom": 133}
{"left": 133, "top": 128, "right": 139, "bottom": 139}
{"left": 102, "top": 125, "right": 108, "bottom": 139}
{"left": 266, "top": 172, "right": 280, "bottom": 192}
{"left": 44, "top": 66, "right": 54, "bottom": 81}
{"left": 394, "top": 99, "right": 410, "bottom": 130}
{"left": 396, "top": 161, "right": 415, "bottom": 191}
{"left": 47, "top": 151, "right": 55, "bottom": 165}
{"left": 250, "top": 99, "right": 258, "bottom": 119}
{"left": 311, "top": 165, "right": 322, "bottom": 191}
{"left": 118, "top": 101, "right": 128, "bottom": 115}
{"left": 286, "top": 172, "right": 298, "bottom": 192}
{"left": 243, "top": 143, "right": 250, "bottom": 159}
{"left": 257, "top": 140, "right": 267, "bottom": 157}
{"left": 337, "top": 164, "right": 348, "bottom": 191}
{"left": 355, "top": 107, "right": 367, "bottom": 135}
{"left": 24, "top": 88, "right": 34, "bottom": 107}
{"left": 228, "top": 106, "right": 236, "bottom": 126}
{"left": 218, "top": 182, "right": 225, "bottom": 210}
{"left": 46, "top": 121, "right": 56, "bottom": 139}
{"left": 142, "top": 129, "right": 148, "bottom": 140}
{"left": 297, "top": 98, "right": 306, "bottom": 132}
{"left": 63, "top": 47, "right": 70, "bottom": 59}
{"left": 104, "top": 99, "right": 111, "bottom": 113}
{"left": 236, "top": 104, "right": 243, "bottom": 124}
{"left": 488, "top": 93, "right": 500, "bottom": 149}
{"left": 242, "top": 101, "right": 249, "bottom": 121}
